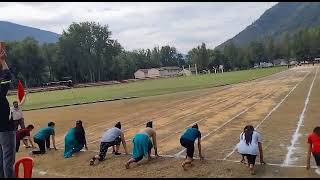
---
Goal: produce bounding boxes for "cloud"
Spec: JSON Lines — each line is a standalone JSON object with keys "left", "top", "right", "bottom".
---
{"left": 0, "top": 2, "right": 277, "bottom": 53}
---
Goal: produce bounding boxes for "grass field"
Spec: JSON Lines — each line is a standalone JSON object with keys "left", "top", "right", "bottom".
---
{"left": 8, "top": 66, "right": 286, "bottom": 110}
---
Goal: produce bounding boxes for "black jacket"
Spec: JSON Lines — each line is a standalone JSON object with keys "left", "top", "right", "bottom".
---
{"left": 0, "top": 69, "right": 14, "bottom": 132}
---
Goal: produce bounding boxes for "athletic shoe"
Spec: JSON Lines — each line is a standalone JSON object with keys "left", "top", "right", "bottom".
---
{"left": 315, "top": 168, "right": 320, "bottom": 176}
{"left": 89, "top": 159, "right": 95, "bottom": 166}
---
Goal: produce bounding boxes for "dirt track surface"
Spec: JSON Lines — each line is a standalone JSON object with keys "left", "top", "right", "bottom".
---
{"left": 17, "top": 65, "right": 320, "bottom": 178}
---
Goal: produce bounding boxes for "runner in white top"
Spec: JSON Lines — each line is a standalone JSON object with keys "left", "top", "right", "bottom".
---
{"left": 90, "top": 122, "right": 128, "bottom": 166}
{"left": 236, "top": 125, "right": 265, "bottom": 175}
{"left": 101, "top": 127, "right": 122, "bottom": 143}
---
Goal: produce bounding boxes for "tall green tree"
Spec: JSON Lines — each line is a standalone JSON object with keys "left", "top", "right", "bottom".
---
{"left": 58, "top": 22, "right": 122, "bottom": 83}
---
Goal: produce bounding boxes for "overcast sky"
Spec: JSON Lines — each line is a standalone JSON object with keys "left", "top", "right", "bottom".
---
{"left": 0, "top": 2, "right": 277, "bottom": 53}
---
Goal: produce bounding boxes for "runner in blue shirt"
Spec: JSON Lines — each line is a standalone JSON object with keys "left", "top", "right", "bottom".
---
{"left": 180, "top": 124, "right": 204, "bottom": 170}
{"left": 32, "top": 122, "right": 57, "bottom": 154}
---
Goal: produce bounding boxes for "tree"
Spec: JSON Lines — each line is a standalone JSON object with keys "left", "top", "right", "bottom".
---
{"left": 42, "top": 43, "right": 59, "bottom": 81}
{"left": 248, "top": 40, "right": 266, "bottom": 65}
{"left": 159, "top": 46, "right": 182, "bottom": 67}
{"left": 280, "top": 32, "right": 291, "bottom": 63}
{"left": 187, "top": 43, "right": 209, "bottom": 71}
{"left": 111, "top": 51, "right": 137, "bottom": 80}
{"left": 58, "top": 22, "right": 122, "bottom": 83}
{"left": 6, "top": 37, "right": 47, "bottom": 87}
{"left": 265, "top": 36, "right": 275, "bottom": 62}
{"left": 223, "top": 42, "right": 239, "bottom": 70}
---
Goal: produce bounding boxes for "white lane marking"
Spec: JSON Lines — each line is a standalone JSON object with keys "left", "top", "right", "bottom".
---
{"left": 84, "top": 67, "right": 290, "bottom": 141}
{"left": 44, "top": 149, "right": 318, "bottom": 169}
{"left": 85, "top": 88, "right": 227, "bottom": 132}
{"left": 283, "top": 66, "right": 319, "bottom": 166}
{"left": 88, "top": 88, "right": 258, "bottom": 144}
{"left": 158, "top": 90, "right": 259, "bottom": 143}
{"left": 174, "top": 91, "right": 274, "bottom": 158}
{"left": 223, "top": 69, "right": 312, "bottom": 160}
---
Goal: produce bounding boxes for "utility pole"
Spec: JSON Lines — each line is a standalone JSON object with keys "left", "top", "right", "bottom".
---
{"left": 195, "top": 64, "right": 198, "bottom": 75}
{"left": 182, "top": 66, "right": 185, "bottom": 76}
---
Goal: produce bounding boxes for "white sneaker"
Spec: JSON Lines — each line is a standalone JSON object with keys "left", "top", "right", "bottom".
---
{"left": 315, "top": 168, "right": 320, "bottom": 175}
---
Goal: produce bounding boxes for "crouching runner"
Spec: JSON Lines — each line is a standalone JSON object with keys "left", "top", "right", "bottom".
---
{"left": 90, "top": 122, "right": 128, "bottom": 165}
{"left": 125, "top": 121, "right": 159, "bottom": 169}
{"left": 64, "top": 120, "right": 88, "bottom": 158}
{"left": 180, "top": 124, "right": 204, "bottom": 170}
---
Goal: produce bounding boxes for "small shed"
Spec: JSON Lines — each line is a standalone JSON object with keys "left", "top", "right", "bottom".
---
{"left": 134, "top": 69, "right": 148, "bottom": 79}
{"left": 134, "top": 68, "right": 160, "bottom": 79}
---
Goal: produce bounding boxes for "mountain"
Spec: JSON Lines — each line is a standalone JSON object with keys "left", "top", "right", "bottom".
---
{"left": 217, "top": 2, "right": 320, "bottom": 49}
{"left": 0, "top": 21, "right": 60, "bottom": 43}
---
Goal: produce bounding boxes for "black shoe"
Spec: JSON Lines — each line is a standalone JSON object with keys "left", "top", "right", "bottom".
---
{"left": 114, "top": 152, "right": 121, "bottom": 155}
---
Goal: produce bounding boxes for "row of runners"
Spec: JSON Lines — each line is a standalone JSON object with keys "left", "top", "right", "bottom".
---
{"left": 16, "top": 119, "right": 320, "bottom": 175}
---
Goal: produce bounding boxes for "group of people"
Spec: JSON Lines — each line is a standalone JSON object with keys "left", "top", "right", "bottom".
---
{"left": 1, "top": 42, "right": 320, "bottom": 178}
{"left": 87, "top": 121, "right": 204, "bottom": 170}
{"left": 14, "top": 118, "right": 203, "bottom": 171}
{"left": 19, "top": 119, "right": 271, "bottom": 175}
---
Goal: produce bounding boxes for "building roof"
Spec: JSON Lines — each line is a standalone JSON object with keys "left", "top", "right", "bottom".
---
{"left": 157, "top": 66, "right": 181, "bottom": 71}
{"left": 136, "top": 69, "right": 149, "bottom": 73}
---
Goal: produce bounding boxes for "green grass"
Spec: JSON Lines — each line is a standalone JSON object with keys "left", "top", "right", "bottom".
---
{"left": 8, "top": 66, "right": 287, "bottom": 110}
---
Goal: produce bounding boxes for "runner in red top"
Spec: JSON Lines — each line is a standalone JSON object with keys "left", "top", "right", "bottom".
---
{"left": 16, "top": 125, "right": 35, "bottom": 152}
{"left": 307, "top": 127, "right": 320, "bottom": 175}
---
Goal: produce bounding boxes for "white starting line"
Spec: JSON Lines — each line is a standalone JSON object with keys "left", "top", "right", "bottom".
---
{"left": 46, "top": 148, "right": 318, "bottom": 170}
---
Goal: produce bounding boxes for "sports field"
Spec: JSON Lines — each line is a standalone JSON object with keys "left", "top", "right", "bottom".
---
{"left": 15, "top": 65, "right": 320, "bottom": 178}
{"left": 8, "top": 67, "right": 285, "bottom": 110}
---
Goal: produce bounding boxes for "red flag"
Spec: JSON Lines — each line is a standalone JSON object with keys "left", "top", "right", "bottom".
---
{"left": 18, "top": 80, "right": 26, "bottom": 103}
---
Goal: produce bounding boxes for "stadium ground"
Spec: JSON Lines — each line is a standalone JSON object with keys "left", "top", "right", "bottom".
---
{"left": 16, "top": 65, "right": 320, "bottom": 178}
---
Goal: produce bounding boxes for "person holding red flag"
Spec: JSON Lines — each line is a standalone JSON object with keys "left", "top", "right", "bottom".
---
{"left": 0, "top": 42, "right": 16, "bottom": 178}
{"left": 10, "top": 80, "right": 26, "bottom": 131}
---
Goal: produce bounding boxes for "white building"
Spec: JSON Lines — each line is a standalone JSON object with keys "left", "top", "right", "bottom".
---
{"left": 134, "top": 68, "right": 160, "bottom": 79}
